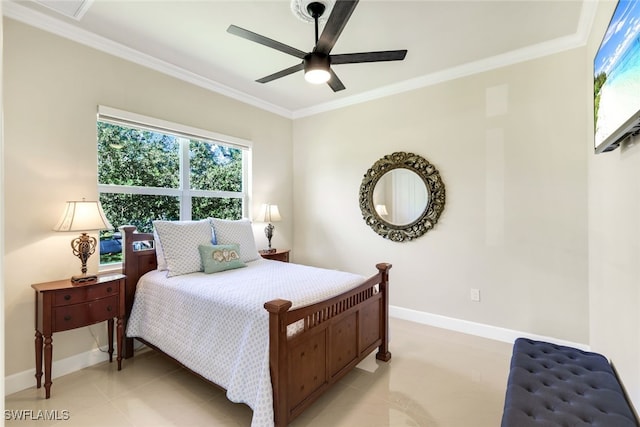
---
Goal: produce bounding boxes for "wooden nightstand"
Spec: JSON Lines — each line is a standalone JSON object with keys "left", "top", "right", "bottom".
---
{"left": 259, "top": 249, "right": 290, "bottom": 263}
{"left": 31, "top": 274, "right": 126, "bottom": 398}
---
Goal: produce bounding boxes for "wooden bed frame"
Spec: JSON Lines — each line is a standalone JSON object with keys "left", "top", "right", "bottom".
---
{"left": 119, "top": 225, "right": 392, "bottom": 426}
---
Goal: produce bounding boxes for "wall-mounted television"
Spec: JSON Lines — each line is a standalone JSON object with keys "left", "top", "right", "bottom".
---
{"left": 594, "top": 0, "right": 640, "bottom": 154}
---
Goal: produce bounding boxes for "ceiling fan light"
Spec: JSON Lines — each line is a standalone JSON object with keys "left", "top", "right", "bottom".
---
{"left": 304, "top": 53, "right": 330, "bottom": 84}
{"left": 305, "top": 68, "right": 330, "bottom": 84}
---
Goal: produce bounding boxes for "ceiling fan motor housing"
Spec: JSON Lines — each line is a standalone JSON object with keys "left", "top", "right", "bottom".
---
{"left": 304, "top": 52, "right": 331, "bottom": 83}
{"left": 304, "top": 52, "right": 330, "bottom": 72}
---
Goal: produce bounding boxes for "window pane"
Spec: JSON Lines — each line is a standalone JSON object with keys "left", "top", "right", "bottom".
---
{"left": 192, "top": 196, "right": 242, "bottom": 220}
{"left": 190, "top": 140, "right": 242, "bottom": 192}
{"left": 98, "top": 122, "right": 180, "bottom": 188}
{"left": 97, "top": 111, "right": 250, "bottom": 267}
{"left": 99, "top": 193, "right": 179, "bottom": 264}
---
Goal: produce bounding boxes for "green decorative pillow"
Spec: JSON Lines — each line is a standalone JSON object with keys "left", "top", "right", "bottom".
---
{"left": 198, "top": 244, "right": 246, "bottom": 274}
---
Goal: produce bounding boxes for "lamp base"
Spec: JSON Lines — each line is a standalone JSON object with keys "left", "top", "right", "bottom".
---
{"left": 71, "top": 274, "right": 98, "bottom": 284}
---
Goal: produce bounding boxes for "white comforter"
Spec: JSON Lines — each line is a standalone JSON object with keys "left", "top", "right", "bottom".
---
{"left": 126, "top": 258, "right": 365, "bottom": 427}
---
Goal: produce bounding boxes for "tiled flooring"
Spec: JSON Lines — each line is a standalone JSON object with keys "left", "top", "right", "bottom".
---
{"left": 5, "top": 318, "right": 512, "bottom": 426}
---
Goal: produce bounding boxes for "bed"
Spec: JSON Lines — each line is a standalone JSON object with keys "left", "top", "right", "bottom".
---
{"left": 119, "top": 221, "right": 392, "bottom": 427}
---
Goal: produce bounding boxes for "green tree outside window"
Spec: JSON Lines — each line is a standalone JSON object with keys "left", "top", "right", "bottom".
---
{"left": 97, "top": 121, "right": 246, "bottom": 264}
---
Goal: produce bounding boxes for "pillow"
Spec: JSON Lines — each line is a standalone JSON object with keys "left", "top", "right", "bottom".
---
{"left": 154, "top": 221, "right": 217, "bottom": 271}
{"left": 154, "top": 229, "right": 167, "bottom": 271}
{"left": 153, "top": 219, "right": 215, "bottom": 277}
{"left": 198, "top": 244, "right": 246, "bottom": 274}
{"left": 210, "top": 218, "right": 260, "bottom": 263}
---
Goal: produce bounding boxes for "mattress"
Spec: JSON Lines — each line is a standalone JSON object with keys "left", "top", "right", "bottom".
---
{"left": 126, "top": 258, "right": 365, "bottom": 427}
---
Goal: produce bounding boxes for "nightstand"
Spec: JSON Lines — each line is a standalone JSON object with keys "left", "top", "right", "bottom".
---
{"left": 31, "top": 274, "right": 126, "bottom": 398}
{"left": 259, "top": 249, "right": 290, "bottom": 263}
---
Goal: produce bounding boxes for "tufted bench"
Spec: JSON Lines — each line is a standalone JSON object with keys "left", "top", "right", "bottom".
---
{"left": 501, "top": 338, "right": 638, "bottom": 427}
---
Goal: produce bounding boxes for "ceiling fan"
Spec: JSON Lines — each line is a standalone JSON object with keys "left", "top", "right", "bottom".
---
{"left": 227, "top": 0, "right": 407, "bottom": 92}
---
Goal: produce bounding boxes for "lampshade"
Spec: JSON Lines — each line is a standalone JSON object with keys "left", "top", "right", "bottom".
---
{"left": 304, "top": 53, "right": 330, "bottom": 84}
{"left": 260, "top": 204, "right": 282, "bottom": 223}
{"left": 54, "top": 200, "right": 113, "bottom": 283}
{"left": 53, "top": 200, "right": 113, "bottom": 232}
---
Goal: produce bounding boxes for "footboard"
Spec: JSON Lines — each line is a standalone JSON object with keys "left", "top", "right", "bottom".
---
{"left": 121, "top": 225, "right": 391, "bottom": 426}
{"left": 264, "top": 263, "right": 392, "bottom": 427}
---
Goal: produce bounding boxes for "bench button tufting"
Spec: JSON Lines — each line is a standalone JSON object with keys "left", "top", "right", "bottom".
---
{"left": 502, "top": 339, "right": 636, "bottom": 427}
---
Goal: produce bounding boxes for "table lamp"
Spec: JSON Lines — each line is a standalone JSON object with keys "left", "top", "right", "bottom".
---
{"left": 53, "top": 199, "right": 113, "bottom": 283}
{"left": 259, "top": 204, "right": 281, "bottom": 253}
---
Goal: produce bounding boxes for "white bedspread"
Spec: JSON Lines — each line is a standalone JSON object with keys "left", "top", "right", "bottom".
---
{"left": 126, "top": 258, "right": 365, "bottom": 427}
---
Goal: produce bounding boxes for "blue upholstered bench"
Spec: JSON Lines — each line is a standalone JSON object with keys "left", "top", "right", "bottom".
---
{"left": 501, "top": 338, "right": 638, "bottom": 427}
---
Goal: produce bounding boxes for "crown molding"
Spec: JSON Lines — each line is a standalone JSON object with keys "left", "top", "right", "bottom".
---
{"left": 2, "top": 1, "right": 294, "bottom": 119}
{"left": 4, "top": 0, "right": 598, "bottom": 120}
{"left": 292, "top": 0, "right": 599, "bottom": 118}
{"left": 34, "top": 0, "right": 94, "bottom": 21}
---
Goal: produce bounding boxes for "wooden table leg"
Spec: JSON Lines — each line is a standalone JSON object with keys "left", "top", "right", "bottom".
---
{"left": 35, "top": 331, "right": 43, "bottom": 388}
{"left": 43, "top": 334, "right": 52, "bottom": 399}
{"left": 107, "top": 318, "right": 114, "bottom": 363}
{"left": 116, "top": 316, "right": 123, "bottom": 371}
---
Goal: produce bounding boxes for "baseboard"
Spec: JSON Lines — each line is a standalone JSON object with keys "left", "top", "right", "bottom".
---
{"left": 389, "top": 305, "right": 590, "bottom": 351}
{"left": 4, "top": 346, "right": 112, "bottom": 396}
{"left": 6, "top": 308, "right": 587, "bottom": 396}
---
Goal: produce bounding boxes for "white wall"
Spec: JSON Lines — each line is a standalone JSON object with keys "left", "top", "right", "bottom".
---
{"left": 587, "top": 0, "right": 640, "bottom": 408}
{"left": 7, "top": 1, "right": 640, "bottom": 411}
{"left": 2, "top": 18, "right": 293, "bottom": 377}
{"left": 292, "top": 48, "right": 589, "bottom": 344}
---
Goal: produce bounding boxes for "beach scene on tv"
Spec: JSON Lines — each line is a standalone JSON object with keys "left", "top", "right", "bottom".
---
{"left": 594, "top": 0, "right": 640, "bottom": 149}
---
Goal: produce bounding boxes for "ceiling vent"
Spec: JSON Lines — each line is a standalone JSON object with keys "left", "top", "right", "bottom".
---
{"left": 34, "top": 0, "right": 93, "bottom": 20}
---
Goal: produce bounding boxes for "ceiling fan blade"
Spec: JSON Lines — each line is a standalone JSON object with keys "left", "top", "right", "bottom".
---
{"left": 315, "top": 0, "right": 359, "bottom": 55}
{"left": 227, "top": 25, "right": 307, "bottom": 59}
{"left": 327, "top": 69, "right": 346, "bottom": 92}
{"left": 331, "top": 50, "right": 407, "bottom": 65}
{"left": 256, "top": 63, "right": 305, "bottom": 83}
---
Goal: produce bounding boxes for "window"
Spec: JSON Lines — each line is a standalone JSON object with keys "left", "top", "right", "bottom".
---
{"left": 97, "top": 106, "right": 252, "bottom": 265}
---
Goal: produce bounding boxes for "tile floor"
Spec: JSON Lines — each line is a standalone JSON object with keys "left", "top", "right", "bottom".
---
{"left": 5, "top": 318, "right": 513, "bottom": 427}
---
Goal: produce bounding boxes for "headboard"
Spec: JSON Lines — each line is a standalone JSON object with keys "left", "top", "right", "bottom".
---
{"left": 119, "top": 225, "right": 158, "bottom": 358}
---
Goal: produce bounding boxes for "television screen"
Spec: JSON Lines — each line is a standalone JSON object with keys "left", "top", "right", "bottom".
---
{"left": 594, "top": 0, "right": 640, "bottom": 153}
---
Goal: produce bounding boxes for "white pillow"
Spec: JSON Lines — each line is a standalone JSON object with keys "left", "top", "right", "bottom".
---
{"left": 153, "top": 219, "right": 215, "bottom": 277}
{"left": 210, "top": 218, "right": 260, "bottom": 263}
{"left": 154, "top": 229, "right": 167, "bottom": 271}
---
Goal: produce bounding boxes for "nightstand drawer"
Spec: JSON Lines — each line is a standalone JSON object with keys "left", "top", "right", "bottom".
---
{"left": 86, "top": 282, "right": 119, "bottom": 300}
{"left": 53, "top": 296, "right": 119, "bottom": 332}
{"left": 54, "top": 282, "right": 119, "bottom": 306}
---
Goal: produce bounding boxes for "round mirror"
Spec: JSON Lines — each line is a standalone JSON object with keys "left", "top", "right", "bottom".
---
{"left": 359, "top": 152, "right": 445, "bottom": 242}
{"left": 372, "top": 169, "right": 429, "bottom": 226}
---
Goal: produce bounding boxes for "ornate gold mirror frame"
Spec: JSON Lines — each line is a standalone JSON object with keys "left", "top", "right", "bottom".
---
{"left": 359, "top": 152, "right": 445, "bottom": 242}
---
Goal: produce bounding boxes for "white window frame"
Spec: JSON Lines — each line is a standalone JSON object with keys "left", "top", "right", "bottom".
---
{"left": 97, "top": 105, "right": 253, "bottom": 221}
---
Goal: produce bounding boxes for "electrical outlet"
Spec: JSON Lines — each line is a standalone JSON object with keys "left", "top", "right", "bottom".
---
{"left": 470, "top": 288, "right": 481, "bottom": 302}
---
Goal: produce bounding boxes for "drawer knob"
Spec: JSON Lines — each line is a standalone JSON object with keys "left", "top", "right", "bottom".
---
{"left": 64, "top": 315, "right": 71, "bottom": 321}
{"left": 107, "top": 306, "right": 112, "bottom": 312}
{"left": 64, "top": 295, "right": 71, "bottom": 301}
{"left": 107, "top": 287, "right": 112, "bottom": 293}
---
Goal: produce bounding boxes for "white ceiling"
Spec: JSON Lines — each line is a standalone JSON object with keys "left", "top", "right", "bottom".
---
{"left": 4, "top": 0, "right": 596, "bottom": 118}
